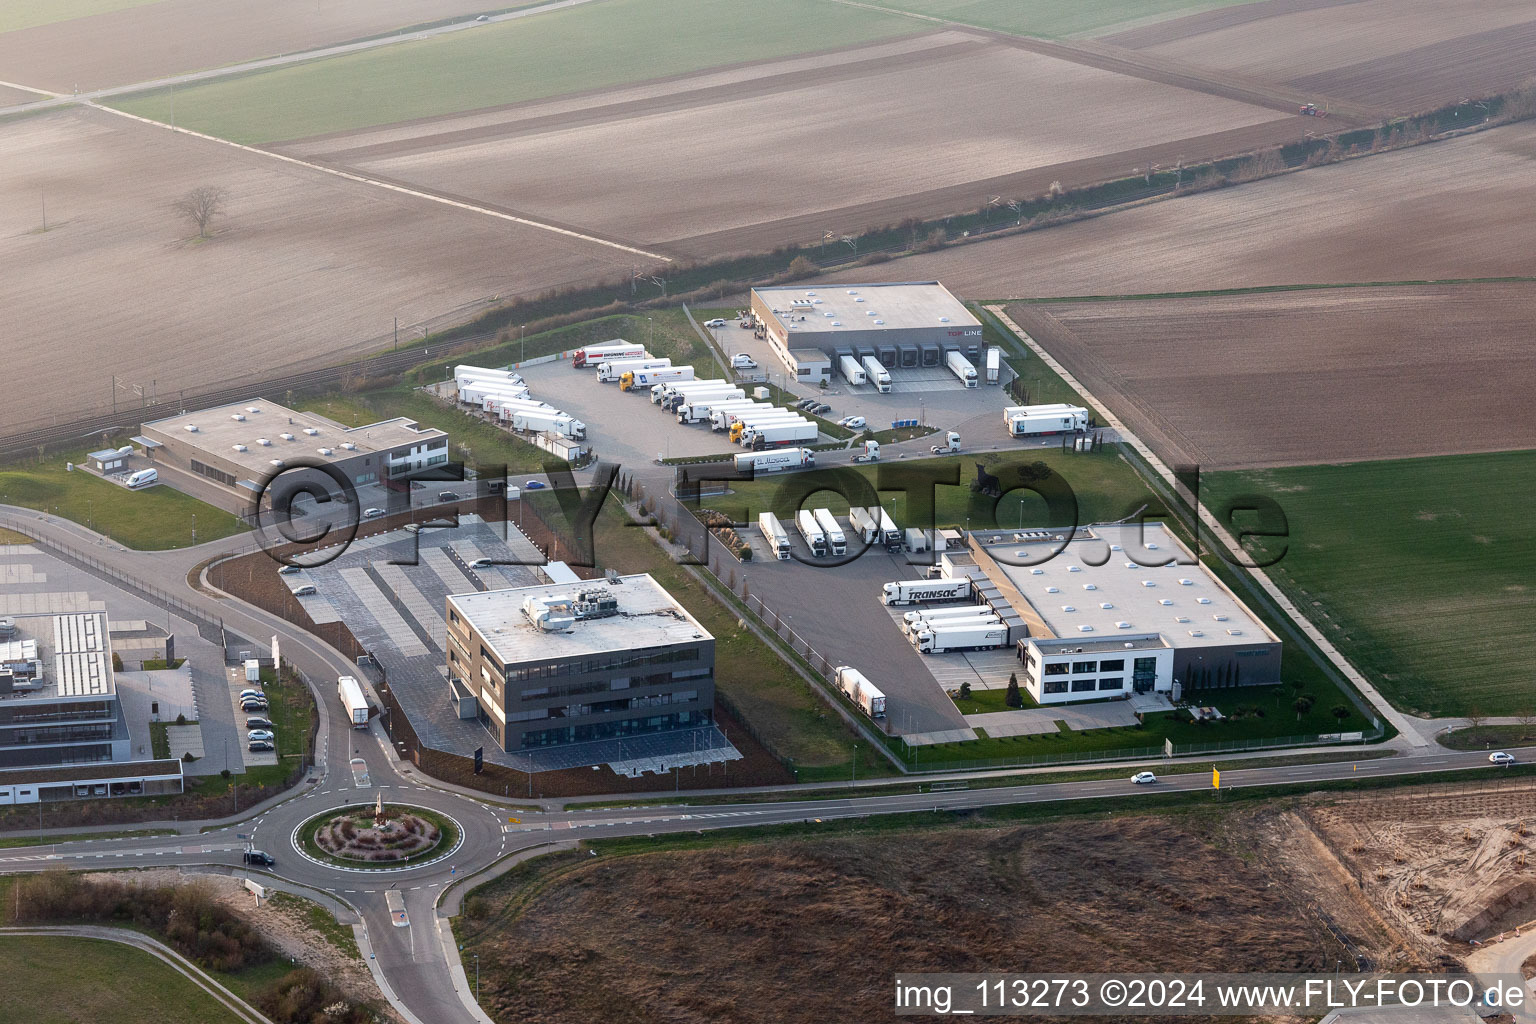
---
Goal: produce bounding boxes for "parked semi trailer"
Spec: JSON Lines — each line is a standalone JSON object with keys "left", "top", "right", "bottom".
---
{"left": 1003, "top": 404, "right": 1090, "bottom": 437}
{"left": 861, "top": 356, "right": 892, "bottom": 393}
{"left": 596, "top": 356, "right": 669, "bottom": 382}
{"left": 796, "top": 509, "right": 827, "bottom": 557}
{"left": 338, "top": 675, "right": 370, "bottom": 728}
{"left": 945, "top": 350, "right": 978, "bottom": 387}
{"left": 985, "top": 347, "right": 1000, "bottom": 384}
{"left": 621, "top": 365, "right": 693, "bottom": 390}
{"left": 677, "top": 396, "right": 754, "bottom": 424}
{"left": 740, "top": 419, "right": 818, "bottom": 448}
{"left": 834, "top": 666, "right": 886, "bottom": 719}
{"left": 572, "top": 341, "right": 645, "bottom": 368}
{"left": 757, "top": 512, "right": 791, "bottom": 560}
{"left": 655, "top": 378, "right": 729, "bottom": 405}
{"left": 848, "top": 506, "right": 880, "bottom": 544}
{"left": 812, "top": 508, "right": 847, "bottom": 555}
{"left": 734, "top": 447, "right": 815, "bottom": 474}
{"left": 914, "top": 621, "right": 1008, "bottom": 654}
{"left": 838, "top": 355, "right": 867, "bottom": 386}
{"left": 876, "top": 508, "right": 902, "bottom": 550}
{"left": 881, "top": 577, "right": 972, "bottom": 606}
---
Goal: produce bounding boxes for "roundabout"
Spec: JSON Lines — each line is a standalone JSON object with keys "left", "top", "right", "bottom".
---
{"left": 291, "top": 798, "right": 465, "bottom": 873}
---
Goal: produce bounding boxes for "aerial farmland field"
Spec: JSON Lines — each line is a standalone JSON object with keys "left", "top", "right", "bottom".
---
{"left": 1104, "top": 0, "right": 1536, "bottom": 110}
{"left": 825, "top": 119, "right": 1536, "bottom": 298}
{"left": 0, "top": 0, "right": 536, "bottom": 93}
{"left": 0, "top": 106, "right": 633, "bottom": 434}
{"left": 1005, "top": 282, "right": 1536, "bottom": 470}
{"left": 1204, "top": 452, "right": 1536, "bottom": 717}
{"left": 287, "top": 30, "right": 1296, "bottom": 255}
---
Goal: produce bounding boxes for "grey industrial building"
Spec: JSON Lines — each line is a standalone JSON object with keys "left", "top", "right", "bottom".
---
{"left": 941, "top": 523, "right": 1282, "bottom": 706}
{"left": 135, "top": 399, "right": 449, "bottom": 514}
{"left": 0, "top": 612, "right": 183, "bottom": 803}
{"left": 750, "top": 281, "right": 983, "bottom": 382}
{"left": 444, "top": 574, "right": 715, "bottom": 751}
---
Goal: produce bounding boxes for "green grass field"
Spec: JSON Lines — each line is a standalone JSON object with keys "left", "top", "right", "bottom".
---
{"left": 0, "top": 934, "right": 244, "bottom": 1024}
{"left": 1205, "top": 451, "right": 1536, "bottom": 717}
{"left": 110, "top": 0, "right": 920, "bottom": 143}
{"left": 0, "top": 449, "right": 248, "bottom": 550}
{"left": 860, "top": 0, "right": 1257, "bottom": 39}
{"left": 0, "top": 0, "right": 162, "bottom": 34}
{"left": 699, "top": 447, "right": 1165, "bottom": 531}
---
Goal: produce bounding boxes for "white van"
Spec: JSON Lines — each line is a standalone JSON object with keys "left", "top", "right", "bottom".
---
{"left": 125, "top": 468, "right": 158, "bottom": 489}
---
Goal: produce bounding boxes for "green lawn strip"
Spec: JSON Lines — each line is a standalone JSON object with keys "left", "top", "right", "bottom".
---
{"left": 0, "top": 447, "right": 247, "bottom": 550}
{"left": 0, "top": 934, "right": 247, "bottom": 1024}
{"left": 975, "top": 303, "right": 1089, "bottom": 409}
{"left": 856, "top": 0, "right": 1257, "bottom": 40}
{"left": 0, "top": 828, "right": 175, "bottom": 849}
{"left": 589, "top": 497, "right": 887, "bottom": 780}
{"left": 109, "top": 0, "right": 920, "bottom": 143}
{"left": 266, "top": 893, "right": 361, "bottom": 961}
{"left": 571, "top": 748, "right": 1398, "bottom": 807}
{"left": 141, "top": 658, "right": 186, "bottom": 670}
{"left": 950, "top": 684, "right": 1038, "bottom": 714}
{"left": 150, "top": 722, "right": 171, "bottom": 760}
{"left": 1437, "top": 725, "right": 1536, "bottom": 752}
{"left": 1204, "top": 451, "right": 1536, "bottom": 717}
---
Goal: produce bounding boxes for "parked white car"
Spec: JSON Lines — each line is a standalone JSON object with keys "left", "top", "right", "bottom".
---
{"left": 704, "top": 318, "right": 728, "bottom": 328}
{"left": 838, "top": 416, "right": 867, "bottom": 430}
{"left": 731, "top": 353, "right": 758, "bottom": 369}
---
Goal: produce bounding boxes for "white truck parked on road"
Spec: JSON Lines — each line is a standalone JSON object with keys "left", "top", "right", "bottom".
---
{"left": 946, "top": 350, "right": 978, "bottom": 387}
{"left": 834, "top": 666, "right": 886, "bottom": 719}
{"left": 861, "top": 356, "right": 892, "bottom": 393}
{"left": 838, "top": 355, "right": 867, "bottom": 386}
{"left": 985, "top": 347, "right": 1000, "bottom": 384}
{"left": 812, "top": 508, "right": 847, "bottom": 555}
{"left": 757, "top": 512, "right": 791, "bottom": 560}
{"left": 734, "top": 447, "right": 815, "bottom": 474}
{"left": 338, "top": 675, "right": 370, "bottom": 728}
{"left": 930, "top": 430, "right": 962, "bottom": 454}
{"left": 796, "top": 509, "right": 827, "bottom": 557}
{"left": 1003, "top": 404, "right": 1090, "bottom": 437}
{"left": 881, "top": 577, "right": 972, "bottom": 606}
{"left": 852, "top": 439, "right": 880, "bottom": 463}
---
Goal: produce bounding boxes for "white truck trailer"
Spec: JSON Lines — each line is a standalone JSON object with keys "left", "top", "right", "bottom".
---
{"left": 662, "top": 384, "right": 739, "bottom": 412}
{"left": 903, "top": 607, "right": 1000, "bottom": 640}
{"left": 812, "top": 508, "right": 847, "bottom": 555}
{"left": 913, "top": 621, "right": 1008, "bottom": 655}
{"left": 876, "top": 508, "right": 902, "bottom": 550}
{"left": 338, "top": 675, "right": 370, "bottom": 728}
{"left": 740, "top": 419, "right": 818, "bottom": 448}
{"left": 725, "top": 410, "right": 802, "bottom": 439}
{"left": 985, "top": 347, "right": 1000, "bottom": 384}
{"left": 455, "top": 364, "right": 523, "bottom": 388}
{"left": 572, "top": 340, "right": 645, "bottom": 368}
{"left": 655, "top": 378, "right": 729, "bottom": 405}
{"left": 757, "top": 512, "right": 791, "bottom": 560}
{"left": 734, "top": 447, "right": 815, "bottom": 474}
{"left": 698, "top": 400, "right": 767, "bottom": 428}
{"left": 903, "top": 528, "right": 929, "bottom": 553}
{"left": 847, "top": 506, "right": 880, "bottom": 544}
{"left": 621, "top": 365, "right": 693, "bottom": 390}
{"left": 834, "top": 666, "right": 887, "bottom": 719}
{"left": 460, "top": 380, "right": 531, "bottom": 407}
{"left": 508, "top": 408, "right": 586, "bottom": 440}
{"left": 838, "top": 355, "right": 867, "bottom": 386}
{"left": 1003, "top": 404, "right": 1090, "bottom": 437}
{"left": 861, "top": 356, "right": 892, "bottom": 393}
{"left": 796, "top": 509, "right": 827, "bottom": 557}
{"left": 946, "top": 350, "right": 979, "bottom": 387}
{"left": 881, "top": 577, "right": 972, "bottom": 606}
{"left": 734, "top": 415, "right": 814, "bottom": 444}
{"left": 677, "top": 395, "right": 754, "bottom": 424}
{"left": 596, "top": 356, "right": 670, "bottom": 382}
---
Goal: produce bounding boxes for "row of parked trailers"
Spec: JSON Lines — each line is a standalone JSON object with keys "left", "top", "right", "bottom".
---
{"left": 879, "top": 575, "right": 1027, "bottom": 654}
{"left": 642, "top": 377, "right": 820, "bottom": 450}
{"left": 755, "top": 506, "right": 901, "bottom": 560}
{"left": 832, "top": 347, "right": 1000, "bottom": 390}
{"left": 454, "top": 365, "right": 588, "bottom": 440}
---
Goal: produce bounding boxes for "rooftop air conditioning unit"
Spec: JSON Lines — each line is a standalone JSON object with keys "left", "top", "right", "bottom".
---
{"left": 256, "top": 438, "right": 270, "bottom": 446}
{"left": 184, "top": 424, "right": 198, "bottom": 433}
{"left": 873, "top": 319, "right": 884, "bottom": 324}
{"left": 1030, "top": 568, "right": 1043, "bottom": 575}
{"left": 303, "top": 427, "right": 319, "bottom": 436}
{"left": 1067, "top": 566, "right": 1081, "bottom": 573}
{"left": 1179, "top": 579, "right": 1193, "bottom": 586}
{"left": 232, "top": 444, "right": 247, "bottom": 452}
{"left": 317, "top": 447, "right": 333, "bottom": 456}
{"left": 1082, "top": 583, "right": 1097, "bottom": 590}
{"left": 1197, "top": 597, "right": 1212, "bottom": 605}
{"left": 1061, "top": 605, "right": 1076, "bottom": 612}
{"left": 270, "top": 459, "right": 284, "bottom": 467}
{"left": 231, "top": 413, "right": 245, "bottom": 421}
{"left": 1116, "top": 621, "right": 1131, "bottom": 629}
{"left": 1213, "top": 614, "right": 1228, "bottom": 621}
{"left": 280, "top": 432, "right": 294, "bottom": 441}
{"left": 1078, "top": 625, "right": 1094, "bottom": 632}
{"left": 1045, "top": 586, "right": 1059, "bottom": 594}
{"left": 1100, "top": 602, "right": 1113, "bottom": 609}
{"left": 340, "top": 442, "right": 357, "bottom": 450}
{"left": 246, "top": 406, "right": 260, "bottom": 414}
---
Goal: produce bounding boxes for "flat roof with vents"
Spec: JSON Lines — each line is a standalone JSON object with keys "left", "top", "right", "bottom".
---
{"left": 753, "top": 281, "right": 979, "bottom": 336}
{"left": 975, "top": 523, "right": 1276, "bottom": 650}
{"left": 448, "top": 573, "right": 713, "bottom": 666}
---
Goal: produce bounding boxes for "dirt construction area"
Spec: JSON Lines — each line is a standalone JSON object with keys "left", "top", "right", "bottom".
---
{"left": 825, "top": 119, "right": 1536, "bottom": 299}
{"left": 283, "top": 30, "right": 1299, "bottom": 257}
{"left": 0, "top": 106, "right": 631, "bottom": 435}
{"left": 459, "top": 777, "right": 1536, "bottom": 1024}
{"left": 1102, "top": 0, "right": 1536, "bottom": 112}
{"left": 1005, "top": 281, "right": 1536, "bottom": 470}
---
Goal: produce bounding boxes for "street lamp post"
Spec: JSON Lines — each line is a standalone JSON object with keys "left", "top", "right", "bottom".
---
{"left": 473, "top": 953, "right": 480, "bottom": 1003}
{"left": 520, "top": 324, "right": 526, "bottom": 365}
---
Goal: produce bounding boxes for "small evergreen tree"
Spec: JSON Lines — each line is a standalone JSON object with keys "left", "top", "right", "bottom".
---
{"left": 1006, "top": 672, "right": 1024, "bottom": 709}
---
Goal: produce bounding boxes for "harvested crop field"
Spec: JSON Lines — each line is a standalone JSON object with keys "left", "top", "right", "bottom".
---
{"left": 826, "top": 120, "right": 1536, "bottom": 298}
{"left": 1104, "top": 0, "right": 1536, "bottom": 111}
{"left": 1005, "top": 282, "right": 1536, "bottom": 469}
{"left": 0, "top": 107, "right": 632, "bottom": 435}
{"left": 0, "top": 0, "right": 521, "bottom": 94}
{"left": 286, "top": 30, "right": 1296, "bottom": 256}
{"left": 457, "top": 812, "right": 1375, "bottom": 1024}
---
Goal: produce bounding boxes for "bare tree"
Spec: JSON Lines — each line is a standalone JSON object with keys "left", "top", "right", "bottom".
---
{"left": 173, "top": 186, "right": 228, "bottom": 239}
{"left": 1517, "top": 706, "right": 1536, "bottom": 740}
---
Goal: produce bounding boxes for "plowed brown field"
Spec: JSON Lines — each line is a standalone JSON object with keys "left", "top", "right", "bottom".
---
{"left": 1105, "top": 0, "right": 1536, "bottom": 111}
{"left": 0, "top": 0, "right": 510, "bottom": 93}
{"left": 1006, "top": 282, "right": 1536, "bottom": 469}
{"left": 0, "top": 107, "right": 631, "bottom": 435}
{"left": 284, "top": 31, "right": 1294, "bottom": 257}
{"left": 825, "top": 120, "right": 1536, "bottom": 298}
